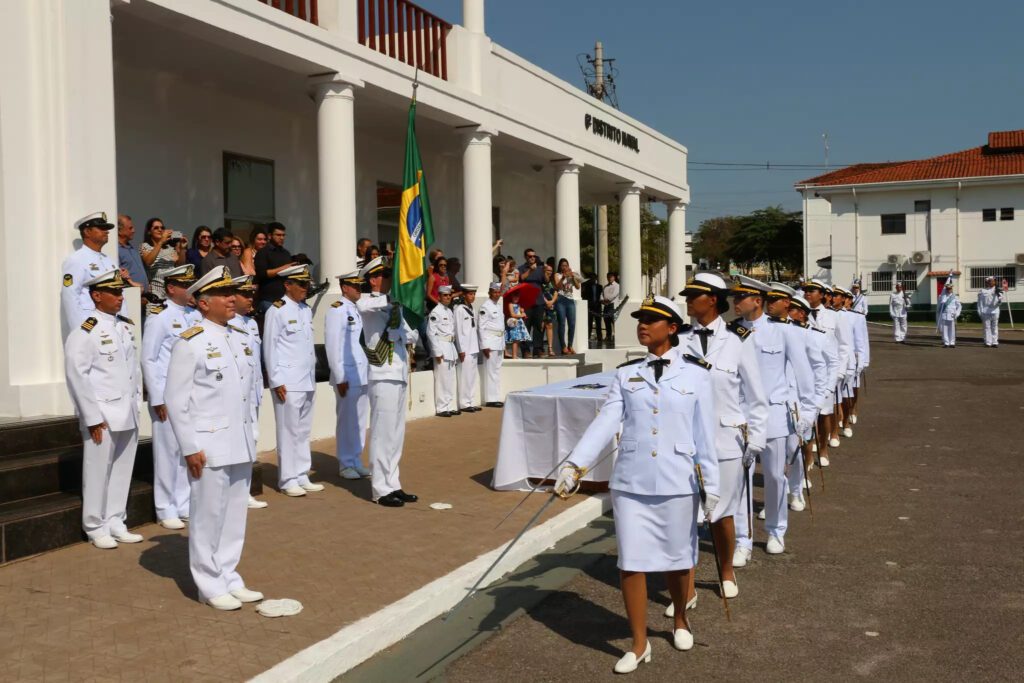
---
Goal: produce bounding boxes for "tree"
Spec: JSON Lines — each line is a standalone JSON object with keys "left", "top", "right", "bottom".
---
{"left": 693, "top": 215, "right": 740, "bottom": 271}
{"left": 727, "top": 206, "right": 802, "bottom": 280}
{"left": 579, "top": 204, "right": 665, "bottom": 280}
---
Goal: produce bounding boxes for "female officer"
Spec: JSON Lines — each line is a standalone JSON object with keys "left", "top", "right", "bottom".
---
{"left": 555, "top": 295, "right": 719, "bottom": 673}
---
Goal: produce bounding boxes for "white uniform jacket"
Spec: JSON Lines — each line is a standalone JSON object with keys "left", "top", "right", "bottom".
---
{"left": 358, "top": 293, "right": 419, "bottom": 382}
{"left": 236, "top": 314, "right": 264, "bottom": 408}
{"left": 849, "top": 310, "right": 870, "bottom": 372}
{"left": 571, "top": 348, "right": 719, "bottom": 498}
{"left": 889, "top": 292, "right": 910, "bottom": 319}
{"left": 141, "top": 300, "right": 196, "bottom": 406}
{"left": 262, "top": 297, "right": 316, "bottom": 392}
{"left": 225, "top": 321, "right": 261, "bottom": 443}
{"left": 740, "top": 315, "right": 815, "bottom": 439}
{"left": 835, "top": 309, "right": 858, "bottom": 377}
{"left": 60, "top": 246, "right": 118, "bottom": 339}
{"left": 477, "top": 298, "right": 506, "bottom": 351}
{"left": 64, "top": 311, "right": 140, "bottom": 431}
{"left": 809, "top": 305, "right": 849, "bottom": 384}
{"left": 851, "top": 293, "right": 868, "bottom": 315}
{"left": 783, "top": 319, "right": 829, "bottom": 414}
{"left": 795, "top": 320, "right": 837, "bottom": 410}
{"left": 682, "top": 316, "right": 768, "bottom": 459}
{"left": 977, "top": 287, "right": 1003, "bottom": 317}
{"left": 937, "top": 293, "right": 962, "bottom": 323}
{"left": 454, "top": 304, "right": 480, "bottom": 356}
{"left": 165, "top": 321, "right": 256, "bottom": 467}
{"left": 325, "top": 298, "right": 369, "bottom": 387}
{"left": 426, "top": 305, "right": 458, "bottom": 361}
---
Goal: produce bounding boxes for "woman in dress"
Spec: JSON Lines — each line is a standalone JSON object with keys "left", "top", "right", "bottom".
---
{"left": 554, "top": 258, "right": 581, "bottom": 354}
{"left": 555, "top": 295, "right": 719, "bottom": 673}
{"left": 240, "top": 227, "right": 267, "bottom": 276}
{"left": 139, "top": 217, "right": 185, "bottom": 301}
{"left": 504, "top": 290, "right": 530, "bottom": 358}
{"left": 426, "top": 257, "right": 450, "bottom": 308}
{"left": 540, "top": 264, "right": 559, "bottom": 356}
{"left": 185, "top": 225, "right": 213, "bottom": 269}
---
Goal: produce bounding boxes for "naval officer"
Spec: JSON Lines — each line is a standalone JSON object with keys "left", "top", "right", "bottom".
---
{"left": 977, "top": 276, "right": 1004, "bottom": 347}
{"left": 165, "top": 266, "right": 262, "bottom": 610}
{"left": 478, "top": 283, "right": 506, "bottom": 407}
{"left": 454, "top": 285, "right": 482, "bottom": 412}
{"left": 325, "top": 270, "right": 373, "bottom": 480}
{"left": 802, "top": 279, "right": 849, "bottom": 463}
{"left": 937, "top": 281, "right": 962, "bottom": 347}
{"left": 263, "top": 264, "right": 323, "bottom": 496}
{"left": 64, "top": 269, "right": 143, "bottom": 549}
{"left": 141, "top": 264, "right": 199, "bottom": 529}
{"left": 556, "top": 295, "right": 719, "bottom": 670}
{"left": 890, "top": 284, "right": 911, "bottom": 343}
{"left": 61, "top": 212, "right": 123, "bottom": 341}
{"left": 231, "top": 275, "right": 269, "bottom": 509}
{"left": 428, "top": 285, "right": 459, "bottom": 417}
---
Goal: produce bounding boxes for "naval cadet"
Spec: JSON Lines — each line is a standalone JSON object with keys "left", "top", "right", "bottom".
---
{"left": 937, "top": 281, "right": 962, "bottom": 347}
{"left": 164, "top": 266, "right": 263, "bottom": 611}
{"left": 325, "top": 270, "right": 373, "bottom": 480}
{"left": 141, "top": 264, "right": 199, "bottom": 529}
{"left": 850, "top": 281, "right": 868, "bottom": 315}
{"left": 263, "top": 264, "right": 323, "bottom": 497}
{"left": 977, "top": 276, "right": 1004, "bottom": 347}
{"left": 478, "top": 282, "right": 506, "bottom": 407}
{"left": 890, "top": 283, "right": 911, "bottom": 343}
{"left": 454, "top": 285, "right": 482, "bottom": 412}
{"left": 555, "top": 295, "right": 719, "bottom": 670}
{"left": 231, "top": 275, "right": 269, "bottom": 509}
{"left": 428, "top": 285, "right": 459, "bottom": 417}
{"left": 61, "top": 212, "right": 122, "bottom": 341}
{"left": 802, "top": 279, "right": 849, "bottom": 460}
{"left": 357, "top": 256, "right": 420, "bottom": 507}
{"left": 63, "top": 269, "right": 142, "bottom": 549}
{"left": 841, "top": 286, "right": 870, "bottom": 429}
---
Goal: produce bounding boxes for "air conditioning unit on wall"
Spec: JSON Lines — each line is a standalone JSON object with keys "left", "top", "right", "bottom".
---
{"left": 1014, "top": 253, "right": 1024, "bottom": 266}
{"left": 887, "top": 254, "right": 903, "bottom": 265}
{"left": 910, "top": 250, "right": 931, "bottom": 264}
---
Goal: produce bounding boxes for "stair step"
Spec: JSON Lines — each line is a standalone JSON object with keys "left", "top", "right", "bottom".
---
{"left": 576, "top": 363, "right": 603, "bottom": 378}
{"left": 0, "top": 416, "right": 82, "bottom": 459}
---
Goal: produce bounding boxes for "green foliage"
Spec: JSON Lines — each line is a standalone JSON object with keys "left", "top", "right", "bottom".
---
{"left": 579, "top": 204, "right": 666, "bottom": 278}
{"left": 693, "top": 205, "right": 802, "bottom": 280}
{"left": 692, "top": 215, "right": 740, "bottom": 271}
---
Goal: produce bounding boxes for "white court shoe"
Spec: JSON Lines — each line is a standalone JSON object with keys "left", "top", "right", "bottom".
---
{"left": 91, "top": 535, "right": 118, "bottom": 550}
{"left": 300, "top": 482, "right": 325, "bottom": 492}
{"left": 722, "top": 579, "right": 738, "bottom": 599}
{"left": 158, "top": 518, "right": 185, "bottom": 530}
{"left": 112, "top": 531, "right": 143, "bottom": 544}
{"left": 663, "top": 594, "right": 698, "bottom": 617}
{"left": 673, "top": 629, "right": 694, "bottom": 651}
{"left": 804, "top": 478, "right": 813, "bottom": 491}
{"left": 766, "top": 535, "right": 785, "bottom": 555}
{"left": 851, "top": 415, "right": 858, "bottom": 424}
{"left": 248, "top": 496, "right": 268, "bottom": 509}
{"left": 614, "top": 641, "right": 652, "bottom": 673}
{"left": 733, "top": 547, "right": 752, "bottom": 568}
{"left": 820, "top": 455, "right": 830, "bottom": 467}
{"left": 283, "top": 486, "right": 307, "bottom": 497}
{"left": 207, "top": 594, "right": 243, "bottom": 611}
{"left": 829, "top": 437, "right": 841, "bottom": 448}
{"left": 842, "top": 427, "right": 853, "bottom": 438}
{"left": 811, "top": 442, "right": 817, "bottom": 452}
{"left": 230, "top": 587, "right": 264, "bottom": 603}
{"left": 757, "top": 507, "right": 766, "bottom": 520}
{"left": 340, "top": 467, "right": 362, "bottom": 480}
{"left": 789, "top": 494, "right": 805, "bottom": 512}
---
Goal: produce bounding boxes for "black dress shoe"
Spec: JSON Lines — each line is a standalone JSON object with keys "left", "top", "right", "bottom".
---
{"left": 438, "top": 411, "right": 452, "bottom": 417}
{"left": 465, "top": 406, "right": 481, "bottom": 412}
{"left": 451, "top": 409, "right": 462, "bottom": 416}
{"left": 485, "top": 401, "right": 504, "bottom": 408}
{"left": 375, "top": 492, "right": 404, "bottom": 507}
{"left": 393, "top": 489, "right": 418, "bottom": 503}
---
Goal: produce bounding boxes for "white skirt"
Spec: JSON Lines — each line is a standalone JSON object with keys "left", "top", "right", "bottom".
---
{"left": 611, "top": 490, "right": 699, "bottom": 572}
{"left": 710, "top": 457, "right": 745, "bottom": 522}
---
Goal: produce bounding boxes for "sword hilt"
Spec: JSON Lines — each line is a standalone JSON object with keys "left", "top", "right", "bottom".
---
{"left": 556, "top": 466, "right": 588, "bottom": 500}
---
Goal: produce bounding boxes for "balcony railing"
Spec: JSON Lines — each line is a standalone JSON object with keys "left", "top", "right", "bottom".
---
{"left": 257, "top": 0, "right": 319, "bottom": 25}
{"left": 357, "top": 0, "right": 451, "bottom": 80}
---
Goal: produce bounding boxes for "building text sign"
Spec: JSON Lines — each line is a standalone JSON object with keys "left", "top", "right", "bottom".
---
{"left": 585, "top": 114, "right": 640, "bottom": 153}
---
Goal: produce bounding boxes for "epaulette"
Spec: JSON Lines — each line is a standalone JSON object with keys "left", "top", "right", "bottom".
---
{"left": 813, "top": 327, "right": 826, "bottom": 333}
{"left": 227, "top": 323, "right": 248, "bottom": 335}
{"left": 768, "top": 315, "right": 790, "bottom": 324}
{"left": 180, "top": 326, "right": 203, "bottom": 340}
{"left": 149, "top": 305, "right": 166, "bottom": 314}
{"left": 616, "top": 357, "right": 644, "bottom": 369}
{"left": 726, "top": 319, "right": 751, "bottom": 340}
{"left": 81, "top": 317, "right": 97, "bottom": 332}
{"left": 682, "top": 353, "right": 712, "bottom": 370}
{"left": 331, "top": 300, "right": 342, "bottom": 308}
{"left": 117, "top": 314, "right": 134, "bottom": 325}
{"left": 273, "top": 299, "right": 285, "bottom": 308}
{"left": 793, "top": 320, "right": 810, "bottom": 329}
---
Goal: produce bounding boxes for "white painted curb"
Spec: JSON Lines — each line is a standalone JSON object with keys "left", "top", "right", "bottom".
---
{"left": 250, "top": 493, "right": 612, "bottom": 682}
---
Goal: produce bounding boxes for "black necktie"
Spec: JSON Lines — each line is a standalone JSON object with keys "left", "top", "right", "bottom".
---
{"left": 648, "top": 358, "right": 670, "bottom": 382}
{"left": 810, "top": 309, "right": 819, "bottom": 320}
{"left": 694, "top": 328, "right": 712, "bottom": 355}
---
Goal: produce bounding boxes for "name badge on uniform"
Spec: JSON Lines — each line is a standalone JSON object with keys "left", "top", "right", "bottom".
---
{"left": 172, "top": 323, "right": 182, "bottom": 328}
{"left": 101, "top": 339, "right": 114, "bottom": 345}
{"left": 628, "top": 377, "right": 644, "bottom": 383}
{"left": 89, "top": 263, "right": 99, "bottom": 271}
{"left": 207, "top": 352, "right": 221, "bottom": 359}
{"left": 289, "top": 320, "right": 298, "bottom": 324}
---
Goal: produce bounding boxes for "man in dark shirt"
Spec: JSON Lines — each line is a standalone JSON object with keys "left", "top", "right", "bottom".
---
{"left": 517, "top": 248, "right": 545, "bottom": 356}
{"left": 255, "top": 222, "right": 298, "bottom": 313}
{"left": 199, "top": 227, "right": 243, "bottom": 278}
{"left": 117, "top": 214, "right": 148, "bottom": 291}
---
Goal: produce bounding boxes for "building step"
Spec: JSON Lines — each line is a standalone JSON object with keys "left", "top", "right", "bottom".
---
{"left": 0, "top": 416, "right": 82, "bottom": 460}
{"left": 576, "top": 362, "right": 603, "bottom": 377}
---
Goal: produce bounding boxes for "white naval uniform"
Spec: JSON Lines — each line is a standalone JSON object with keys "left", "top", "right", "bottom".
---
{"left": 787, "top": 320, "right": 834, "bottom": 495}
{"left": 263, "top": 296, "right": 317, "bottom": 490}
{"left": 937, "top": 293, "right": 962, "bottom": 346}
{"left": 60, "top": 246, "right": 118, "bottom": 341}
{"left": 325, "top": 297, "right": 369, "bottom": 470}
{"left": 165, "top": 320, "right": 256, "bottom": 602}
{"left": 359, "top": 293, "right": 419, "bottom": 500}
{"left": 889, "top": 292, "right": 910, "bottom": 342}
{"left": 141, "top": 301, "right": 197, "bottom": 520}
{"left": 808, "top": 305, "right": 848, "bottom": 415}
{"left": 236, "top": 314, "right": 264, "bottom": 440}
{"left": 454, "top": 303, "right": 480, "bottom": 409}
{"left": 977, "top": 286, "right": 1004, "bottom": 346}
{"left": 851, "top": 292, "right": 868, "bottom": 315}
{"left": 571, "top": 348, "right": 719, "bottom": 571}
{"left": 427, "top": 304, "right": 458, "bottom": 413}
{"left": 835, "top": 308, "right": 858, "bottom": 399}
{"left": 682, "top": 317, "right": 768, "bottom": 523}
{"left": 64, "top": 311, "right": 140, "bottom": 541}
{"left": 477, "top": 298, "right": 505, "bottom": 403}
{"left": 849, "top": 309, "right": 870, "bottom": 390}
{"left": 734, "top": 314, "right": 815, "bottom": 549}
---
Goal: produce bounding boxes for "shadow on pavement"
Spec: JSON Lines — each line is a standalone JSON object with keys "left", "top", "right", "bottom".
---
{"left": 138, "top": 533, "right": 196, "bottom": 600}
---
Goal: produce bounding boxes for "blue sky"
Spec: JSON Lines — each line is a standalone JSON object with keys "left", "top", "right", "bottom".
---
{"left": 427, "top": 0, "right": 1024, "bottom": 230}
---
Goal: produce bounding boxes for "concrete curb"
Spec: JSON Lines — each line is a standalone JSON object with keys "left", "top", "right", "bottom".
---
{"left": 250, "top": 493, "right": 612, "bottom": 683}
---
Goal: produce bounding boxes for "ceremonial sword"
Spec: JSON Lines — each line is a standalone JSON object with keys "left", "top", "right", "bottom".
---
{"left": 811, "top": 423, "right": 826, "bottom": 491}
{"left": 737, "top": 424, "right": 752, "bottom": 539}
{"left": 696, "top": 464, "right": 731, "bottom": 622}
{"left": 789, "top": 404, "right": 813, "bottom": 525}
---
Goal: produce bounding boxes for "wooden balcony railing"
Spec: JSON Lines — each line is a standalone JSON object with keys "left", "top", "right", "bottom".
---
{"left": 257, "top": 0, "right": 319, "bottom": 26}
{"left": 357, "top": 0, "right": 451, "bottom": 80}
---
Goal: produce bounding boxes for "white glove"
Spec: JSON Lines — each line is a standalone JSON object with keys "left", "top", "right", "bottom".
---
{"left": 554, "top": 464, "right": 580, "bottom": 497}
{"left": 742, "top": 445, "right": 762, "bottom": 468}
{"left": 703, "top": 492, "right": 720, "bottom": 520}
{"left": 797, "top": 417, "right": 814, "bottom": 439}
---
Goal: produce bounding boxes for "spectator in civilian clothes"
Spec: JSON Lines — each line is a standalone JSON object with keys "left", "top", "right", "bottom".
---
{"left": 199, "top": 227, "right": 244, "bottom": 278}
{"left": 117, "top": 215, "right": 148, "bottom": 291}
{"left": 540, "top": 264, "right": 559, "bottom": 356}
{"left": 357, "top": 237, "right": 373, "bottom": 267}
{"left": 554, "top": 258, "right": 581, "bottom": 354}
{"left": 185, "top": 226, "right": 213, "bottom": 269}
{"left": 601, "top": 272, "right": 620, "bottom": 345}
{"left": 255, "top": 222, "right": 299, "bottom": 314}
{"left": 427, "top": 257, "right": 450, "bottom": 308}
{"left": 364, "top": 244, "right": 382, "bottom": 265}
{"left": 239, "top": 227, "right": 266, "bottom": 277}
{"left": 447, "top": 257, "right": 463, "bottom": 292}
{"left": 517, "top": 248, "right": 545, "bottom": 357}
{"left": 140, "top": 218, "right": 185, "bottom": 300}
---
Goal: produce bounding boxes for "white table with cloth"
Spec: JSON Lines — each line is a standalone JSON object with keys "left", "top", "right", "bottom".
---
{"left": 491, "top": 371, "right": 619, "bottom": 491}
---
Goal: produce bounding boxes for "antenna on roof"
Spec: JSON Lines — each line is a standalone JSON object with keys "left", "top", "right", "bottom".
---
{"left": 578, "top": 41, "right": 620, "bottom": 109}
{"left": 822, "top": 133, "right": 830, "bottom": 170}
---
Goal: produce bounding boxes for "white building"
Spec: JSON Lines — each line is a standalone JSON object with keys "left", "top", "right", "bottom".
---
{"left": 796, "top": 130, "right": 1024, "bottom": 315}
{"left": 0, "top": 0, "right": 692, "bottom": 422}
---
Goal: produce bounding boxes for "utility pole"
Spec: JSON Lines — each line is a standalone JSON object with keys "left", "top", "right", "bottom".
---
{"left": 593, "top": 41, "right": 605, "bottom": 101}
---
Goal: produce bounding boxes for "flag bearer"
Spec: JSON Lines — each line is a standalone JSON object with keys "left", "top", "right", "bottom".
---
{"left": 454, "top": 285, "right": 482, "bottom": 413}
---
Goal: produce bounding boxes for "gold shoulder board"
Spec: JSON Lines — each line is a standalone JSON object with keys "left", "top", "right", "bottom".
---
{"left": 81, "top": 317, "right": 97, "bottom": 332}
{"left": 180, "top": 326, "right": 204, "bottom": 340}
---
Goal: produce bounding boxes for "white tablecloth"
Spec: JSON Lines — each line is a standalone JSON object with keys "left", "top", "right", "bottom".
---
{"left": 491, "top": 371, "right": 618, "bottom": 491}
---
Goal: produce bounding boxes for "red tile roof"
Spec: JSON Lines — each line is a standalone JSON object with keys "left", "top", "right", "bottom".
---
{"left": 797, "top": 130, "right": 1024, "bottom": 187}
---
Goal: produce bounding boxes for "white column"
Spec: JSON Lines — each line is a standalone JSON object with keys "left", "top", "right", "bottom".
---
{"left": 597, "top": 205, "right": 609, "bottom": 282}
{"left": 619, "top": 184, "right": 644, "bottom": 301}
{"left": 554, "top": 162, "right": 582, "bottom": 269}
{"left": 666, "top": 200, "right": 688, "bottom": 302}
{"left": 462, "top": 0, "right": 485, "bottom": 33}
{"left": 462, "top": 127, "right": 496, "bottom": 292}
{"left": 312, "top": 75, "right": 361, "bottom": 293}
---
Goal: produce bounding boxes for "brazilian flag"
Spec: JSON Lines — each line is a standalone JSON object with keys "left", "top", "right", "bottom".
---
{"left": 391, "top": 99, "right": 434, "bottom": 328}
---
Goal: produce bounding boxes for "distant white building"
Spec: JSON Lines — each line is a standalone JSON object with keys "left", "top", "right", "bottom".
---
{"left": 796, "top": 130, "right": 1024, "bottom": 314}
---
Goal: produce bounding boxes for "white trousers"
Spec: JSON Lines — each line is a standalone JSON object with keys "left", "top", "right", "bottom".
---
{"left": 188, "top": 461, "right": 251, "bottom": 602}
{"left": 735, "top": 435, "right": 792, "bottom": 549}
{"left": 81, "top": 427, "right": 138, "bottom": 540}
{"left": 940, "top": 320, "right": 956, "bottom": 346}
{"left": 457, "top": 353, "right": 479, "bottom": 409}
{"left": 981, "top": 313, "right": 1000, "bottom": 345}
{"left": 892, "top": 316, "right": 908, "bottom": 342}
{"left": 150, "top": 407, "right": 189, "bottom": 520}
{"left": 433, "top": 359, "right": 457, "bottom": 413}
{"left": 788, "top": 442, "right": 807, "bottom": 495}
{"left": 368, "top": 380, "right": 407, "bottom": 500}
{"left": 482, "top": 349, "right": 503, "bottom": 403}
{"left": 272, "top": 389, "right": 314, "bottom": 489}
{"left": 334, "top": 383, "right": 369, "bottom": 469}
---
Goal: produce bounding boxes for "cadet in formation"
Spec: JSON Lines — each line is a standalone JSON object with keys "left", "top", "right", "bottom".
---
{"left": 231, "top": 275, "right": 269, "bottom": 509}
{"left": 977, "top": 276, "right": 1004, "bottom": 347}
{"left": 890, "top": 283, "right": 911, "bottom": 343}
{"left": 428, "top": 285, "right": 459, "bottom": 417}
{"left": 454, "top": 285, "right": 482, "bottom": 413}
{"left": 801, "top": 279, "right": 848, "bottom": 465}
{"left": 61, "top": 212, "right": 121, "bottom": 341}
{"left": 477, "top": 282, "right": 506, "bottom": 408}
{"left": 936, "top": 281, "right": 962, "bottom": 348}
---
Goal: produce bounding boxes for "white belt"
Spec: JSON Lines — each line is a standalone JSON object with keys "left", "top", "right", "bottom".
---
{"left": 485, "top": 329, "right": 504, "bottom": 337}
{"left": 439, "top": 335, "right": 454, "bottom": 342}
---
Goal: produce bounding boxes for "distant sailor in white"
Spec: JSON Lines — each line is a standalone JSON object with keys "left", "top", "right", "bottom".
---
{"left": 428, "top": 285, "right": 459, "bottom": 417}
{"left": 477, "top": 283, "right": 506, "bottom": 408}
{"left": 977, "top": 276, "right": 1004, "bottom": 347}
{"left": 165, "top": 266, "right": 262, "bottom": 611}
{"left": 63, "top": 270, "right": 142, "bottom": 550}
{"left": 937, "top": 282, "right": 962, "bottom": 348}
{"left": 555, "top": 295, "right": 719, "bottom": 672}
{"left": 454, "top": 285, "right": 482, "bottom": 412}
{"left": 889, "top": 283, "right": 910, "bottom": 343}
{"left": 231, "top": 275, "right": 269, "bottom": 510}
{"left": 801, "top": 279, "right": 849, "bottom": 461}
{"left": 60, "top": 212, "right": 120, "bottom": 341}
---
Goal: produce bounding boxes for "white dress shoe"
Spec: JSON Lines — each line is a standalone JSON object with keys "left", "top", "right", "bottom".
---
{"left": 207, "top": 594, "right": 243, "bottom": 611}
{"left": 180, "top": 515, "right": 189, "bottom": 521}
{"left": 673, "top": 628, "right": 694, "bottom": 651}
{"left": 733, "top": 546, "right": 752, "bottom": 568}
{"left": 829, "top": 437, "right": 840, "bottom": 448}
{"left": 804, "top": 478, "right": 813, "bottom": 491}
{"left": 340, "top": 467, "right": 362, "bottom": 480}
{"left": 91, "top": 535, "right": 118, "bottom": 550}
{"left": 112, "top": 531, "right": 143, "bottom": 544}
{"left": 248, "top": 496, "right": 268, "bottom": 509}
{"left": 300, "top": 482, "right": 325, "bottom": 492}
{"left": 789, "top": 494, "right": 805, "bottom": 512}
{"left": 283, "top": 486, "right": 307, "bottom": 497}
{"left": 820, "top": 455, "right": 830, "bottom": 467}
{"left": 613, "top": 640, "right": 651, "bottom": 673}
{"left": 850, "top": 414, "right": 858, "bottom": 424}
{"left": 766, "top": 535, "right": 785, "bottom": 554}
{"left": 811, "top": 442, "right": 817, "bottom": 452}
{"left": 229, "top": 587, "right": 264, "bottom": 603}
{"left": 757, "top": 507, "right": 766, "bottom": 520}
{"left": 354, "top": 465, "right": 372, "bottom": 478}
{"left": 722, "top": 579, "right": 738, "bottom": 599}
{"left": 842, "top": 427, "right": 853, "bottom": 438}
{"left": 663, "top": 594, "right": 697, "bottom": 617}
{"left": 158, "top": 518, "right": 185, "bottom": 530}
